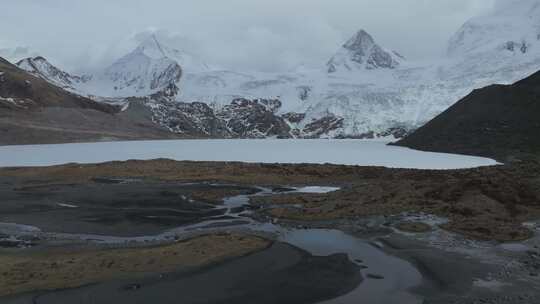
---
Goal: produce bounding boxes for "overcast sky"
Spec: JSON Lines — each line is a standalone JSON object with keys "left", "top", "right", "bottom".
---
{"left": 0, "top": 0, "right": 495, "bottom": 72}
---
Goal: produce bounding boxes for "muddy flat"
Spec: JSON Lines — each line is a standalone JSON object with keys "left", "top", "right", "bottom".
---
{"left": 0, "top": 159, "right": 539, "bottom": 304}
{"left": 3, "top": 242, "right": 361, "bottom": 304}
{"left": 0, "top": 177, "right": 258, "bottom": 236}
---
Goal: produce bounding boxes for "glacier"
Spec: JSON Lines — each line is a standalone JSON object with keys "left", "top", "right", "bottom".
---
{"left": 13, "top": 0, "right": 540, "bottom": 139}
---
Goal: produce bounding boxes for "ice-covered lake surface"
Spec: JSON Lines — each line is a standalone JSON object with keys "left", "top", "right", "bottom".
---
{"left": 0, "top": 139, "right": 498, "bottom": 169}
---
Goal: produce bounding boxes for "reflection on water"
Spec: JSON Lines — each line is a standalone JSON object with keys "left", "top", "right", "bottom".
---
{"left": 183, "top": 186, "right": 424, "bottom": 304}
{"left": 280, "top": 229, "right": 422, "bottom": 304}
{"left": 16, "top": 185, "right": 424, "bottom": 304}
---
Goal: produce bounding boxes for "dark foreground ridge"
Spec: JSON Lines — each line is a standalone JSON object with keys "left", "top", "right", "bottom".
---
{"left": 4, "top": 243, "right": 361, "bottom": 304}
{"left": 394, "top": 70, "right": 540, "bottom": 162}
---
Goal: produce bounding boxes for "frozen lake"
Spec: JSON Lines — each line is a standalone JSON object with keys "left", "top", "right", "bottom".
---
{"left": 0, "top": 139, "right": 497, "bottom": 169}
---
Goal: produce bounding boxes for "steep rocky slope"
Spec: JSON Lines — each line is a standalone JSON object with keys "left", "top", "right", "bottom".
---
{"left": 0, "top": 57, "right": 181, "bottom": 145}
{"left": 2, "top": 55, "right": 304, "bottom": 142}
{"left": 10, "top": 0, "right": 540, "bottom": 140}
{"left": 326, "top": 30, "right": 403, "bottom": 73}
{"left": 92, "top": 35, "right": 183, "bottom": 97}
{"left": 394, "top": 70, "right": 540, "bottom": 162}
{"left": 0, "top": 57, "right": 113, "bottom": 112}
{"left": 16, "top": 56, "right": 90, "bottom": 91}
{"left": 138, "top": 96, "right": 294, "bottom": 138}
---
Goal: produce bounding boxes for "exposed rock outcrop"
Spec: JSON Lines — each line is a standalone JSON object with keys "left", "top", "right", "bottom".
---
{"left": 327, "top": 30, "right": 403, "bottom": 73}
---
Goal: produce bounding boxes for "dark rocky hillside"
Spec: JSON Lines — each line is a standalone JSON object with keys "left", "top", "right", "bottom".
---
{"left": 0, "top": 57, "right": 115, "bottom": 112}
{"left": 394, "top": 70, "right": 540, "bottom": 162}
{"left": 0, "top": 57, "right": 181, "bottom": 145}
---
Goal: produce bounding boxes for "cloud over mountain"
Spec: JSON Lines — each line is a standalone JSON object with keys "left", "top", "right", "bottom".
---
{"left": 0, "top": 0, "right": 495, "bottom": 72}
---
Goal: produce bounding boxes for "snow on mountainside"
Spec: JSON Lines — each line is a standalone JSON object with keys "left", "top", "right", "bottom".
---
{"left": 443, "top": 0, "right": 540, "bottom": 83}
{"left": 82, "top": 35, "right": 183, "bottom": 97}
{"left": 448, "top": 0, "right": 540, "bottom": 57}
{"left": 178, "top": 1, "right": 540, "bottom": 138}
{"left": 326, "top": 30, "right": 404, "bottom": 73}
{"left": 21, "top": 34, "right": 211, "bottom": 99}
{"left": 11, "top": 1, "right": 540, "bottom": 139}
{"left": 17, "top": 57, "right": 90, "bottom": 90}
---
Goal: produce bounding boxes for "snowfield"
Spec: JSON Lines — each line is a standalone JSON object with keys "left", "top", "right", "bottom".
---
{"left": 0, "top": 139, "right": 497, "bottom": 169}
{"left": 13, "top": 1, "right": 540, "bottom": 139}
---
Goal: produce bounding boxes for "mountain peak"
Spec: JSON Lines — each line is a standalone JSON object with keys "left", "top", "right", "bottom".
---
{"left": 129, "top": 34, "right": 211, "bottom": 73}
{"left": 343, "top": 30, "right": 376, "bottom": 51}
{"left": 16, "top": 56, "right": 88, "bottom": 90}
{"left": 134, "top": 34, "right": 170, "bottom": 59}
{"left": 17, "top": 56, "right": 58, "bottom": 75}
{"left": 327, "top": 29, "right": 403, "bottom": 73}
{"left": 29, "top": 56, "right": 47, "bottom": 62}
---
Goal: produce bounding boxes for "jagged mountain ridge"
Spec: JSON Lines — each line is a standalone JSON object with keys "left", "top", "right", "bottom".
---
{"left": 0, "top": 56, "right": 184, "bottom": 145}
{"left": 17, "top": 56, "right": 90, "bottom": 90}
{"left": 1, "top": 57, "right": 110, "bottom": 111}
{"left": 177, "top": 1, "right": 540, "bottom": 139}
{"left": 327, "top": 30, "right": 403, "bottom": 73}
{"left": 15, "top": 35, "right": 210, "bottom": 99}
{"left": 12, "top": 1, "right": 540, "bottom": 140}
{"left": 86, "top": 35, "right": 184, "bottom": 97}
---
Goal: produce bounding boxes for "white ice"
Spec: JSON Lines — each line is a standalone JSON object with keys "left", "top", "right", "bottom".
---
{"left": 0, "top": 139, "right": 498, "bottom": 170}
{"left": 57, "top": 203, "right": 80, "bottom": 208}
{"left": 294, "top": 186, "right": 341, "bottom": 193}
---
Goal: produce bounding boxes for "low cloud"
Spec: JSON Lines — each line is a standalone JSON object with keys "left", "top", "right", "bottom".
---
{"left": 0, "top": 0, "right": 495, "bottom": 72}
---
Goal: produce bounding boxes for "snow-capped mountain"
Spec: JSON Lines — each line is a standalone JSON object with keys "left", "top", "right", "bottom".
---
{"left": 10, "top": 0, "right": 540, "bottom": 140}
{"left": 17, "top": 56, "right": 90, "bottom": 90}
{"left": 448, "top": 0, "right": 540, "bottom": 57}
{"left": 17, "top": 34, "right": 210, "bottom": 99}
{"left": 132, "top": 96, "right": 293, "bottom": 139}
{"left": 175, "top": 0, "right": 540, "bottom": 139}
{"left": 134, "top": 34, "right": 211, "bottom": 73}
{"left": 442, "top": 0, "right": 540, "bottom": 83}
{"left": 326, "top": 30, "right": 404, "bottom": 73}
{"left": 84, "top": 35, "right": 183, "bottom": 97}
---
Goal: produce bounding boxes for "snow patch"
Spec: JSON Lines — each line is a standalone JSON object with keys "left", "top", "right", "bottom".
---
{"left": 11, "top": 5, "right": 540, "bottom": 139}
{"left": 57, "top": 203, "right": 79, "bottom": 208}
{"left": 294, "top": 186, "right": 340, "bottom": 194}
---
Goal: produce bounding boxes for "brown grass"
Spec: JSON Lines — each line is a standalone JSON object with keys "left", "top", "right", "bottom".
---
{"left": 2, "top": 159, "right": 540, "bottom": 242}
{"left": 0, "top": 233, "right": 269, "bottom": 297}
